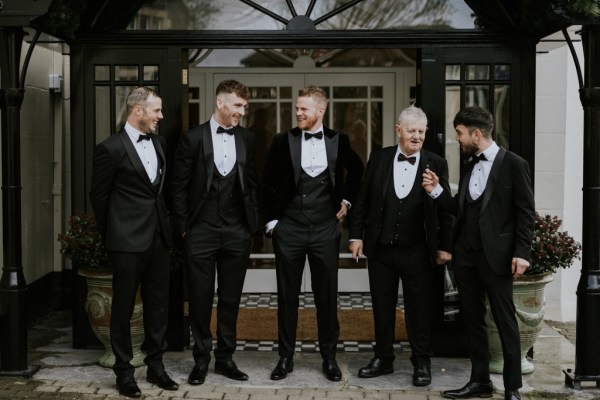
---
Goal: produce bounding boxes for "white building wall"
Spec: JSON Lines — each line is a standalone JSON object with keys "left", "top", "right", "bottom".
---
{"left": 535, "top": 42, "right": 584, "bottom": 322}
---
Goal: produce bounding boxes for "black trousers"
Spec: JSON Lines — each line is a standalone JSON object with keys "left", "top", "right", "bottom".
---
{"left": 454, "top": 241, "right": 522, "bottom": 390}
{"left": 184, "top": 222, "right": 251, "bottom": 364}
{"left": 369, "top": 241, "right": 433, "bottom": 365}
{"left": 272, "top": 218, "right": 341, "bottom": 360}
{"left": 109, "top": 230, "right": 171, "bottom": 378}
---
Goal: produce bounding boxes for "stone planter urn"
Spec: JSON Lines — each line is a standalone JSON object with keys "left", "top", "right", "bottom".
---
{"left": 78, "top": 269, "right": 145, "bottom": 368}
{"left": 485, "top": 272, "right": 554, "bottom": 374}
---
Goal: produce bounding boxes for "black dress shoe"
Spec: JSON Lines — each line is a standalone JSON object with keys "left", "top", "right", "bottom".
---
{"left": 322, "top": 359, "right": 342, "bottom": 381}
{"left": 358, "top": 358, "right": 394, "bottom": 378}
{"left": 442, "top": 381, "right": 494, "bottom": 399}
{"left": 188, "top": 363, "right": 209, "bottom": 385}
{"left": 413, "top": 364, "right": 431, "bottom": 386}
{"left": 116, "top": 375, "right": 141, "bottom": 398}
{"left": 146, "top": 368, "right": 179, "bottom": 390}
{"left": 505, "top": 389, "right": 521, "bottom": 400}
{"left": 270, "top": 357, "right": 294, "bottom": 380}
{"left": 214, "top": 360, "right": 249, "bottom": 381}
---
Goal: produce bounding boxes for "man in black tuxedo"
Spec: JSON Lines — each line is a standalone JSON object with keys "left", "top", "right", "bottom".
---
{"left": 422, "top": 106, "right": 535, "bottom": 400}
{"left": 90, "top": 86, "right": 178, "bottom": 398}
{"left": 261, "top": 86, "right": 363, "bottom": 381}
{"left": 348, "top": 105, "right": 453, "bottom": 387}
{"left": 171, "top": 80, "right": 259, "bottom": 385}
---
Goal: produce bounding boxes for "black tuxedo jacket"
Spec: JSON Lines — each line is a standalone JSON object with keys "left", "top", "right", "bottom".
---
{"left": 260, "top": 126, "right": 364, "bottom": 224}
{"left": 171, "top": 121, "right": 259, "bottom": 237}
{"left": 348, "top": 147, "right": 454, "bottom": 260}
{"left": 90, "top": 129, "right": 172, "bottom": 252}
{"left": 435, "top": 147, "right": 535, "bottom": 275}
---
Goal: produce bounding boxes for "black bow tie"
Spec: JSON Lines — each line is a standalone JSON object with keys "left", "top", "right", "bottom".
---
{"left": 473, "top": 153, "right": 487, "bottom": 163}
{"left": 217, "top": 126, "right": 235, "bottom": 135}
{"left": 137, "top": 134, "right": 151, "bottom": 142}
{"left": 304, "top": 131, "right": 323, "bottom": 140}
{"left": 397, "top": 153, "right": 417, "bottom": 165}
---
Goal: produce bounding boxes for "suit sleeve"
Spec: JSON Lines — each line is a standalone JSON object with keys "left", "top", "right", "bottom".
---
{"left": 245, "top": 131, "right": 260, "bottom": 232}
{"left": 512, "top": 157, "right": 535, "bottom": 261}
{"left": 171, "top": 132, "right": 196, "bottom": 237}
{"left": 89, "top": 143, "right": 117, "bottom": 243}
{"left": 435, "top": 158, "right": 455, "bottom": 252}
{"left": 340, "top": 135, "right": 364, "bottom": 205}
{"left": 260, "top": 134, "right": 282, "bottom": 224}
{"left": 348, "top": 150, "right": 376, "bottom": 240}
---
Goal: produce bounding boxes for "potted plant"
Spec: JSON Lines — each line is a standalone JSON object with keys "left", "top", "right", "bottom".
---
{"left": 486, "top": 212, "right": 582, "bottom": 374}
{"left": 58, "top": 213, "right": 145, "bottom": 368}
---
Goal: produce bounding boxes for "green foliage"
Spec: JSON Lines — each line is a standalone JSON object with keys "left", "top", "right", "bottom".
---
{"left": 58, "top": 213, "right": 111, "bottom": 270}
{"left": 528, "top": 212, "right": 581, "bottom": 275}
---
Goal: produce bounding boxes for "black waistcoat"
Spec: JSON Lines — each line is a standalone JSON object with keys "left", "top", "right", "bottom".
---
{"left": 282, "top": 169, "right": 335, "bottom": 225}
{"left": 201, "top": 165, "right": 244, "bottom": 227}
{"left": 379, "top": 167, "right": 426, "bottom": 246}
{"left": 457, "top": 189, "right": 484, "bottom": 251}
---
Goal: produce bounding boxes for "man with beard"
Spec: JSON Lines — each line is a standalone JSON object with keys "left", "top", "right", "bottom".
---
{"left": 261, "top": 86, "right": 363, "bottom": 381}
{"left": 349, "top": 105, "right": 453, "bottom": 387}
{"left": 90, "top": 86, "right": 178, "bottom": 397}
{"left": 172, "top": 80, "right": 259, "bottom": 385}
{"left": 422, "top": 106, "right": 535, "bottom": 400}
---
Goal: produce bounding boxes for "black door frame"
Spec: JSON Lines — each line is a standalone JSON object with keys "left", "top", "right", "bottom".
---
{"left": 69, "top": 30, "right": 537, "bottom": 351}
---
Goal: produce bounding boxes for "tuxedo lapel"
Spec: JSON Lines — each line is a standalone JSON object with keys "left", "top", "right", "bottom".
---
{"left": 481, "top": 147, "right": 506, "bottom": 212}
{"left": 235, "top": 130, "right": 247, "bottom": 193}
{"left": 288, "top": 130, "right": 302, "bottom": 185}
{"left": 120, "top": 131, "right": 154, "bottom": 191}
{"left": 150, "top": 135, "right": 166, "bottom": 192}
{"left": 459, "top": 161, "right": 474, "bottom": 212}
{"left": 325, "top": 132, "right": 338, "bottom": 188}
{"left": 381, "top": 148, "right": 395, "bottom": 199}
{"left": 202, "top": 124, "right": 214, "bottom": 193}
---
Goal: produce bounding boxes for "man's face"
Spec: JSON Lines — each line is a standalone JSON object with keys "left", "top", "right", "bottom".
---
{"left": 396, "top": 117, "right": 427, "bottom": 156}
{"left": 137, "top": 95, "right": 163, "bottom": 133}
{"left": 296, "top": 95, "right": 324, "bottom": 132}
{"left": 455, "top": 124, "right": 478, "bottom": 156}
{"left": 215, "top": 92, "right": 248, "bottom": 127}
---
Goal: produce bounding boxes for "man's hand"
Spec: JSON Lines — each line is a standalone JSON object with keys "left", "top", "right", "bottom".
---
{"left": 436, "top": 250, "right": 452, "bottom": 266}
{"left": 512, "top": 257, "right": 529, "bottom": 279}
{"left": 422, "top": 169, "right": 439, "bottom": 193}
{"left": 336, "top": 201, "right": 349, "bottom": 221}
{"left": 349, "top": 240, "right": 363, "bottom": 261}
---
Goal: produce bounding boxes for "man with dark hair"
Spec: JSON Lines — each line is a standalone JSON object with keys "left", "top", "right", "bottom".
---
{"left": 423, "top": 106, "right": 535, "bottom": 400}
{"left": 349, "top": 105, "right": 453, "bottom": 387}
{"left": 90, "top": 86, "right": 178, "bottom": 398}
{"left": 261, "top": 85, "right": 363, "bottom": 381}
{"left": 172, "top": 80, "right": 259, "bottom": 385}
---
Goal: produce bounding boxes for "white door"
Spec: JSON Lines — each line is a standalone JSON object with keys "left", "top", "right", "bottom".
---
{"left": 189, "top": 68, "right": 414, "bottom": 292}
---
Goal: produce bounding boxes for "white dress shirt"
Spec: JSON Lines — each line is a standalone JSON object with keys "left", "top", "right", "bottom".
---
{"left": 210, "top": 116, "right": 237, "bottom": 175}
{"left": 428, "top": 141, "right": 499, "bottom": 199}
{"left": 301, "top": 125, "right": 327, "bottom": 177}
{"left": 468, "top": 142, "right": 499, "bottom": 200}
{"left": 394, "top": 146, "right": 421, "bottom": 199}
{"left": 125, "top": 122, "right": 158, "bottom": 182}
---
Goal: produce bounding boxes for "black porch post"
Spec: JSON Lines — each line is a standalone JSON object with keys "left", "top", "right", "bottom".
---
{"left": 0, "top": 27, "right": 39, "bottom": 376}
{"left": 564, "top": 23, "right": 600, "bottom": 389}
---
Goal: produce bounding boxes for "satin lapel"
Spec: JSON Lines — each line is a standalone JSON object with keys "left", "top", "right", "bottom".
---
{"left": 382, "top": 149, "right": 394, "bottom": 199}
{"left": 151, "top": 135, "right": 166, "bottom": 192}
{"left": 202, "top": 124, "right": 214, "bottom": 193}
{"left": 235, "top": 132, "right": 246, "bottom": 193}
{"left": 325, "top": 133, "right": 338, "bottom": 188}
{"left": 288, "top": 131, "right": 302, "bottom": 185}
{"left": 481, "top": 147, "right": 506, "bottom": 212}
{"left": 459, "top": 162, "right": 474, "bottom": 213}
{"left": 120, "top": 131, "right": 154, "bottom": 190}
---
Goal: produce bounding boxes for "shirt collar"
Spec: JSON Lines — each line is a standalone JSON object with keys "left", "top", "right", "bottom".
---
{"left": 478, "top": 141, "right": 499, "bottom": 162}
{"left": 210, "top": 116, "right": 233, "bottom": 133}
{"left": 396, "top": 145, "right": 421, "bottom": 163}
{"left": 125, "top": 122, "right": 147, "bottom": 143}
{"left": 303, "top": 125, "right": 324, "bottom": 135}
